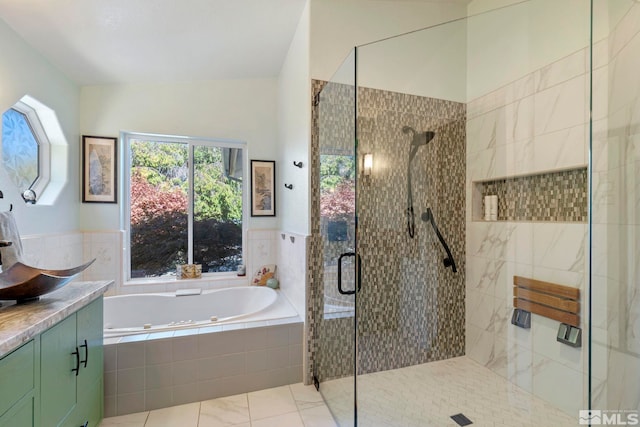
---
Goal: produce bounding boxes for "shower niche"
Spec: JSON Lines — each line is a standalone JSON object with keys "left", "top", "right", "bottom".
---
{"left": 471, "top": 167, "right": 588, "bottom": 222}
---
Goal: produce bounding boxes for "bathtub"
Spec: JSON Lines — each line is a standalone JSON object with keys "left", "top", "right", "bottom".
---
{"left": 102, "top": 285, "right": 303, "bottom": 416}
{"left": 104, "top": 286, "right": 289, "bottom": 337}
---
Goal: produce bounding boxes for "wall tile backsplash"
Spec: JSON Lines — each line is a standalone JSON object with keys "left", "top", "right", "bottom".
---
{"left": 16, "top": 227, "right": 302, "bottom": 300}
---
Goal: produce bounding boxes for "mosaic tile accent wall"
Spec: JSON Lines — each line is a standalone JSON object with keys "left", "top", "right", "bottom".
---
{"left": 307, "top": 79, "right": 466, "bottom": 382}
{"left": 479, "top": 168, "right": 588, "bottom": 222}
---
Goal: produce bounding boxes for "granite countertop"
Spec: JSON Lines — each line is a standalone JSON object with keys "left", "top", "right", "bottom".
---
{"left": 0, "top": 280, "right": 113, "bottom": 358}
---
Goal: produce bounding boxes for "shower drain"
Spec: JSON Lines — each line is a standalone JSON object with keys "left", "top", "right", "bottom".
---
{"left": 450, "top": 413, "right": 473, "bottom": 426}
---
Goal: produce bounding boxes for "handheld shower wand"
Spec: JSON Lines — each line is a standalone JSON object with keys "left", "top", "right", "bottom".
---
{"left": 403, "top": 126, "right": 435, "bottom": 238}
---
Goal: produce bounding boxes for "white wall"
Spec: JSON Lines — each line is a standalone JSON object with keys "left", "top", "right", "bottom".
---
{"left": 356, "top": 18, "right": 467, "bottom": 101}
{"left": 0, "top": 18, "right": 80, "bottom": 235}
{"left": 310, "top": 0, "right": 468, "bottom": 83}
{"left": 79, "top": 79, "right": 279, "bottom": 231}
{"left": 467, "top": 0, "right": 591, "bottom": 100}
{"left": 278, "top": 0, "right": 311, "bottom": 235}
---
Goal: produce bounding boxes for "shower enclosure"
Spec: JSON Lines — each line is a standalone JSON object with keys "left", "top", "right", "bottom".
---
{"left": 309, "top": 0, "right": 640, "bottom": 426}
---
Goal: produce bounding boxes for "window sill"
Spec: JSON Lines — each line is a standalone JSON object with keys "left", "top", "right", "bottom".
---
{"left": 123, "top": 273, "right": 249, "bottom": 291}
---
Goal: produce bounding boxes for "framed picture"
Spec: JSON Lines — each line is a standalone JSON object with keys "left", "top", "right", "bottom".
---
{"left": 82, "top": 135, "right": 117, "bottom": 203}
{"left": 250, "top": 160, "right": 276, "bottom": 216}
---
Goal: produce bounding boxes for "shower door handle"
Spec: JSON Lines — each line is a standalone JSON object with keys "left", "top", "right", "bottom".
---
{"left": 337, "top": 252, "right": 362, "bottom": 295}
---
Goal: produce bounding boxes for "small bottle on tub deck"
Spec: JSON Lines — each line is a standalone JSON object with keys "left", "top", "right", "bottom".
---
{"left": 237, "top": 262, "right": 246, "bottom": 276}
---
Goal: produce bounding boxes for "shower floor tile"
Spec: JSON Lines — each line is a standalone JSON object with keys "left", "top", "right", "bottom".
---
{"left": 321, "top": 356, "right": 578, "bottom": 427}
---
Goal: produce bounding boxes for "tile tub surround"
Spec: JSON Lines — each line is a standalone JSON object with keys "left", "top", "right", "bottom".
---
{"left": 79, "top": 228, "right": 300, "bottom": 300}
{"left": 276, "top": 231, "right": 308, "bottom": 318}
{"left": 104, "top": 318, "right": 304, "bottom": 416}
{"left": 0, "top": 280, "right": 113, "bottom": 357}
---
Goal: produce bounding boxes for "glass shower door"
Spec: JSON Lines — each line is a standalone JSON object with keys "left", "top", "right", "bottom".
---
{"left": 353, "top": 21, "right": 467, "bottom": 424}
{"left": 312, "top": 50, "right": 358, "bottom": 426}
{"left": 313, "top": 2, "right": 599, "bottom": 426}
{"left": 352, "top": 1, "right": 592, "bottom": 426}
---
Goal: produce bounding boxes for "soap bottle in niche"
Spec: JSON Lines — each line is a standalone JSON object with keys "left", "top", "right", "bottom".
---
{"left": 490, "top": 195, "right": 498, "bottom": 221}
{"left": 484, "top": 195, "right": 491, "bottom": 221}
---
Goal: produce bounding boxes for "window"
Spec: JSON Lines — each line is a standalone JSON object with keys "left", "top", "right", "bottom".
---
{"left": 1, "top": 95, "right": 67, "bottom": 205}
{"left": 123, "top": 132, "right": 245, "bottom": 279}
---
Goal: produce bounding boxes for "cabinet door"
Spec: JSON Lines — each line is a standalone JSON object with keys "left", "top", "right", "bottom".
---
{"left": 76, "top": 298, "right": 103, "bottom": 390}
{"left": 40, "top": 314, "right": 78, "bottom": 426}
{"left": 0, "top": 394, "right": 34, "bottom": 427}
{"left": 76, "top": 298, "right": 104, "bottom": 426}
{"left": 0, "top": 341, "right": 34, "bottom": 417}
{"left": 66, "top": 377, "right": 102, "bottom": 427}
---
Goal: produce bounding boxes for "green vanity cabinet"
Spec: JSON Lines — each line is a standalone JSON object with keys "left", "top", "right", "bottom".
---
{"left": 0, "top": 394, "right": 35, "bottom": 427}
{"left": 41, "top": 315, "right": 77, "bottom": 425}
{"left": 40, "top": 297, "right": 103, "bottom": 427}
{"left": 0, "top": 341, "right": 37, "bottom": 426}
{"left": 0, "top": 282, "right": 110, "bottom": 427}
{"left": 71, "top": 298, "right": 103, "bottom": 427}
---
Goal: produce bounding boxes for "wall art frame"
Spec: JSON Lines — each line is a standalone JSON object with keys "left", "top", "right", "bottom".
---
{"left": 250, "top": 159, "right": 276, "bottom": 216}
{"left": 82, "top": 135, "right": 118, "bottom": 203}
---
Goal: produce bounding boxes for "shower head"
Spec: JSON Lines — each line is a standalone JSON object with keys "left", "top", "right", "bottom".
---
{"left": 403, "top": 126, "right": 435, "bottom": 148}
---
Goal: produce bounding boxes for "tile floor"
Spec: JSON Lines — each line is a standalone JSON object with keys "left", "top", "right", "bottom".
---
{"left": 99, "top": 383, "right": 337, "bottom": 427}
{"left": 102, "top": 356, "right": 580, "bottom": 427}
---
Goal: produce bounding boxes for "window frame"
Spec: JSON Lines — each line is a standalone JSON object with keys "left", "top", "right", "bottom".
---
{"left": 121, "top": 131, "right": 248, "bottom": 282}
{"left": 2, "top": 100, "right": 52, "bottom": 202}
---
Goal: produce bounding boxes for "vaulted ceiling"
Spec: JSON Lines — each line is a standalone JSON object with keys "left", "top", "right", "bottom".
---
{"left": 0, "top": 0, "right": 308, "bottom": 85}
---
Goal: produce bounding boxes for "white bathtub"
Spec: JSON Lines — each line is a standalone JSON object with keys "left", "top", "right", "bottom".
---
{"left": 104, "top": 286, "right": 283, "bottom": 337}
{"left": 103, "top": 285, "right": 303, "bottom": 416}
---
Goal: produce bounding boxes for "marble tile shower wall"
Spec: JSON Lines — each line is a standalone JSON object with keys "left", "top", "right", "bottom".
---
{"left": 590, "top": 4, "right": 640, "bottom": 412}
{"left": 308, "top": 80, "right": 466, "bottom": 382}
{"left": 465, "top": 47, "right": 590, "bottom": 415}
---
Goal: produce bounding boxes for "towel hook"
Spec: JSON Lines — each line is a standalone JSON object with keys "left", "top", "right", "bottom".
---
{"left": 293, "top": 161, "right": 303, "bottom": 168}
{"left": 284, "top": 183, "right": 293, "bottom": 190}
